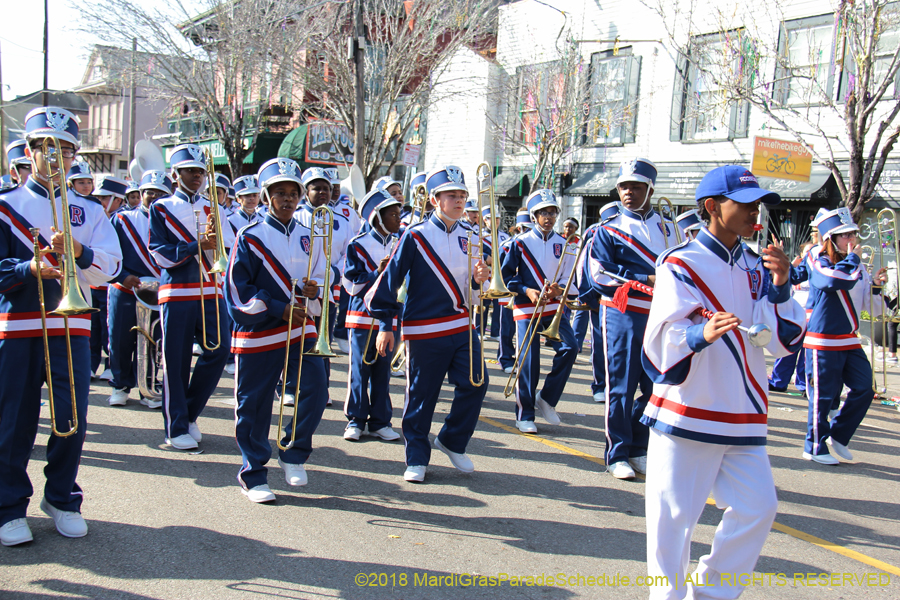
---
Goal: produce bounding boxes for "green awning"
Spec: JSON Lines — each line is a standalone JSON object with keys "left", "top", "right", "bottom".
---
{"left": 278, "top": 125, "right": 307, "bottom": 161}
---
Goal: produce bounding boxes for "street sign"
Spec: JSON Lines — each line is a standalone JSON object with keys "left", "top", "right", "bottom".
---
{"left": 751, "top": 136, "right": 813, "bottom": 183}
{"left": 402, "top": 143, "right": 420, "bottom": 167}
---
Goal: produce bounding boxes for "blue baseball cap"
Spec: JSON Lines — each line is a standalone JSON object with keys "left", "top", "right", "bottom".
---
{"left": 695, "top": 166, "right": 780, "bottom": 205}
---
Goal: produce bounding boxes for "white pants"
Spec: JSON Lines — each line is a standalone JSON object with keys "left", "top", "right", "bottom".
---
{"left": 645, "top": 429, "right": 777, "bottom": 600}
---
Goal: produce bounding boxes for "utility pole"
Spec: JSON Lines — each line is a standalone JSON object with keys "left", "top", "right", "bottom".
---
{"left": 128, "top": 38, "right": 138, "bottom": 165}
{"left": 42, "top": 0, "right": 49, "bottom": 106}
{"left": 353, "top": 0, "right": 365, "bottom": 176}
{"left": 0, "top": 41, "right": 6, "bottom": 176}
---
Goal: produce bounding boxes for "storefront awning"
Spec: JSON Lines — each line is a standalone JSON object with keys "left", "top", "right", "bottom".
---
{"left": 277, "top": 125, "right": 307, "bottom": 161}
{"left": 565, "top": 168, "right": 616, "bottom": 196}
{"left": 493, "top": 168, "right": 529, "bottom": 197}
{"left": 757, "top": 166, "right": 835, "bottom": 201}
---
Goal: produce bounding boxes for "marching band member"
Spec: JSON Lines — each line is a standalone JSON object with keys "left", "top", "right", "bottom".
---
{"left": 66, "top": 163, "right": 95, "bottom": 199}
{"left": 562, "top": 218, "right": 579, "bottom": 243}
{"left": 225, "top": 157, "right": 328, "bottom": 503}
{"left": 482, "top": 204, "right": 510, "bottom": 341}
{"left": 328, "top": 167, "right": 363, "bottom": 234}
{"left": 462, "top": 199, "right": 481, "bottom": 230}
{"left": 95, "top": 176, "right": 128, "bottom": 217}
{"left": 106, "top": 170, "right": 172, "bottom": 408}
{"left": 400, "top": 172, "right": 426, "bottom": 229}
{"left": 367, "top": 165, "right": 491, "bottom": 483}
{"left": 228, "top": 175, "right": 262, "bottom": 231}
{"left": 341, "top": 189, "right": 402, "bottom": 441}
{"left": 501, "top": 190, "right": 577, "bottom": 434}
{"left": 497, "top": 210, "right": 533, "bottom": 373}
{"left": 801, "top": 207, "right": 880, "bottom": 465}
{"left": 0, "top": 107, "right": 122, "bottom": 545}
{"left": 6, "top": 140, "right": 31, "bottom": 186}
{"left": 768, "top": 240, "right": 814, "bottom": 395}
{"left": 90, "top": 176, "right": 129, "bottom": 382}
{"left": 587, "top": 158, "right": 677, "bottom": 479}
{"left": 575, "top": 201, "right": 620, "bottom": 403}
{"left": 373, "top": 175, "right": 405, "bottom": 206}
{"left": 148, "top": 144, "right": 234, "bottom": 450}
{"left": 288, "top": 168, "right": 352, "bottom": 405}
{"left": 642, "top": 166, "right": 805, "bottom": 600}
{"left": 675, "top": 209, "right": 703, "bottom": 240}
{"left": 125, "top": 181, "right": 142, "bottom": 209}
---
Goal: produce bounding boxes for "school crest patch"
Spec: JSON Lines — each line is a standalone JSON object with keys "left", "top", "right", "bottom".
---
{"left": 553, "top": 243, "right": 563, "bottom": 258}
{"left": 300, "top": 235, "right": 311, "bottom": 254}
{"left": 747, "top": 269, "right": 762, "bottom": 300}
{"left": 458, "top": 237, "right": 470, "bottom": 254}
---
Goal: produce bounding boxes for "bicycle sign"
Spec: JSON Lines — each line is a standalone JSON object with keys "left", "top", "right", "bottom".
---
{"left": 751, "top": 136, "right": 813, "bottom": 183}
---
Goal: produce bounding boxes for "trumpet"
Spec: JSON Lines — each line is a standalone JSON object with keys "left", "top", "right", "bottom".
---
{"left": 304, "top": 205, "right": 337, "bottom": 358}
{"left": 277, "top": 279, "right": 307, "bottom": 451}
{"left": 31, "top": 139, "right": 98, "bottom": 437}
{"left": 656, "top": 197, "right": 682, "bottom": 248}
{"left": 362, "top": 238, "right": 397, "bottom": 366}
{"left": 503, "top": 233, "right": 580, "bottom": 398}
{"left": 132, "top": 277, "right": 162, "bottom": 400}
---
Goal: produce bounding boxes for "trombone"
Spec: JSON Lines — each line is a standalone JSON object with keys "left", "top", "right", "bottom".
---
{"left": 304, "top": 205, "right": 337, "bottom": 358}
{"left": 476, "top": 162, "right": 514, "bottom": 301}
{"left": 194, "top": 147, "right": 229, "bottom": 351}
{"left": 391, "top": 184, "right": 428, "bottom": 372}
{"left": 656, "top": 197, "right": 682, "bottom": 248}
{"left": 503, "top": 233, "right": 581, "bottom": 398}
{"left": 31, "top": 140, "right": 98, "bottom": 437}
{"left": 277, "top": 278, "right": 306, "bottom": 451}
{"left": 362, "top": 238, "right": 397, "bottom": 366}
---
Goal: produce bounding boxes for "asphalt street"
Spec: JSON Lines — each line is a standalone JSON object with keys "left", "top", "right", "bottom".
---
{"left": 3, "top": 337, "right": 899, "bottom": 599}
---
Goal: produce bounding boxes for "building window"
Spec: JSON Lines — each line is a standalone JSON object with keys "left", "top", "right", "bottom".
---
{"left": 509, "top": 61, "right": 568, "bottom": 149}
{"left": 775, "top": 14, "right": 839, "bottom": 105}
{"left": 584, "top": 49, "right": 641, "bottom": 146}
{"left": 671, "top": 32, "right": 750, "bottom": 142}
{"left": 837, "top": 4, "right": 900, "bottom": 102}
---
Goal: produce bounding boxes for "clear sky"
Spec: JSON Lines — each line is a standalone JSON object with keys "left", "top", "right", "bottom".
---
{"left": 0, "top": 0, "right": 100, "bottom": 101}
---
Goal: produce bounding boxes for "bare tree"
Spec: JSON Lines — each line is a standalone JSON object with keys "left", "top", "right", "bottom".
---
{"left": 490, "top": 35, "right": 641, "bottom": 195}
{"left": 294, "top": 0, "right": 496, "bottom": 188}
{"left": 647, "top": 0, "right": 900, "bottom": 220}
{"left": 75, "top": 0, "right": 310, "bottom": 180}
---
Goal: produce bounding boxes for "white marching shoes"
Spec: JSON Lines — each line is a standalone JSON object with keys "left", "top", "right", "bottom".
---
{"left": 515, "top": 420, "right": 538, "bottom": 434}
{"left": 108, "top": 388, "right": 129, "bottom": 406}
{"left": 243, "top": 485, "right": 276, "bottom": 503}
{"left": 0, "top": 518, "right": 33, "bottom": 546}
{"left": 188, "top": 422, "right": 202, "bottom": 443}
{"left": 335, "top": 338, "right": 351, "bottom": 355}
{"left": 278, "top": 459, "right": 307, "bottom": 486}
{"left": 827, "top": 437, "right": 854, "bottom": 461}
{"left": 535, "top": 393, "right": 561, "bottom": 425}
{"left": 343, "top": 426, "right": 363, "bottom": 441}
{"left": 369, "top": 426, "right": 400, "bottom": 441}
{"left": 802, "top": 451, "right": 840, "bottom": 466}
{"left": 404, "top": 465, "right": 426, "bottom": 482}
{"left": 434, "top": 437, "right": 474, "bottom": 473}
{"left": 41, "top": 498, "right": 88, "bottom": 538}
{"left": 166, "top": 434, "right": 198, "bottom": 450}
{"left": 628, "top": 456, "right": 647, "bottom": 475}
{"left": 609, "top": 461, "right": 636, "bottom": 480}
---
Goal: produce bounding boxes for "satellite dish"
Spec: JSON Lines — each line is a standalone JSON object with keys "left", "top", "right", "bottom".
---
{"left": 341, "top": 164, "right": 366, "bottom": 207}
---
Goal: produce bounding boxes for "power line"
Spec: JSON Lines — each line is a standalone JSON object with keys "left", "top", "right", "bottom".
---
{"left": 0, "top": 36, "right": 43, "bottom": 54}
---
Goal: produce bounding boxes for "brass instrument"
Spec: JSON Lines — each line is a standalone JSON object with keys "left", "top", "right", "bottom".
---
{"left": 860, "top": 243, "right": 885, "bottom": 394}
{"left": 466, "top": 231, "right": 486, "bottom": 387}
{"left": 132, "top": 277, "right": 162, "bottom": 400}
{"left": 30, "top": 140, "right": 99, "bottom": 438}
{"left": 204, "top": 148, "right": 228, "bottom": 274}
{"left": 503, "top": 233, "right": 580, "bottom": 398}
{"left": 362, "top": 238, "right": 396, "bottom": 366}
{"left": 304, "top": 205, "right": 337, "bottom": 358}
{"left": 874, "top": 208, "right": 900, "bottom": 393}
{"left": 656, "top": 197, "right": 682, "bottom": 248}
{"left": 195, "top": 208, "right": 223, "bottom": 351}
{"left": 538, "top": 234, "right": 590, "bottom": 342}
{"left": 476, "top": 163, "right": 514, "bottom": 301}
{"left": 277, "top": 278, "right": 306, "bottom": 451}
{"left": 391, "top": 184, "right": 428, "bottom": 372}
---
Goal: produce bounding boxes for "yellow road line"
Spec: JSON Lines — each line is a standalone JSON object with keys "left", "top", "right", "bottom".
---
{"left": 479, "top": 415, "right": 900, "bottom": 575}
